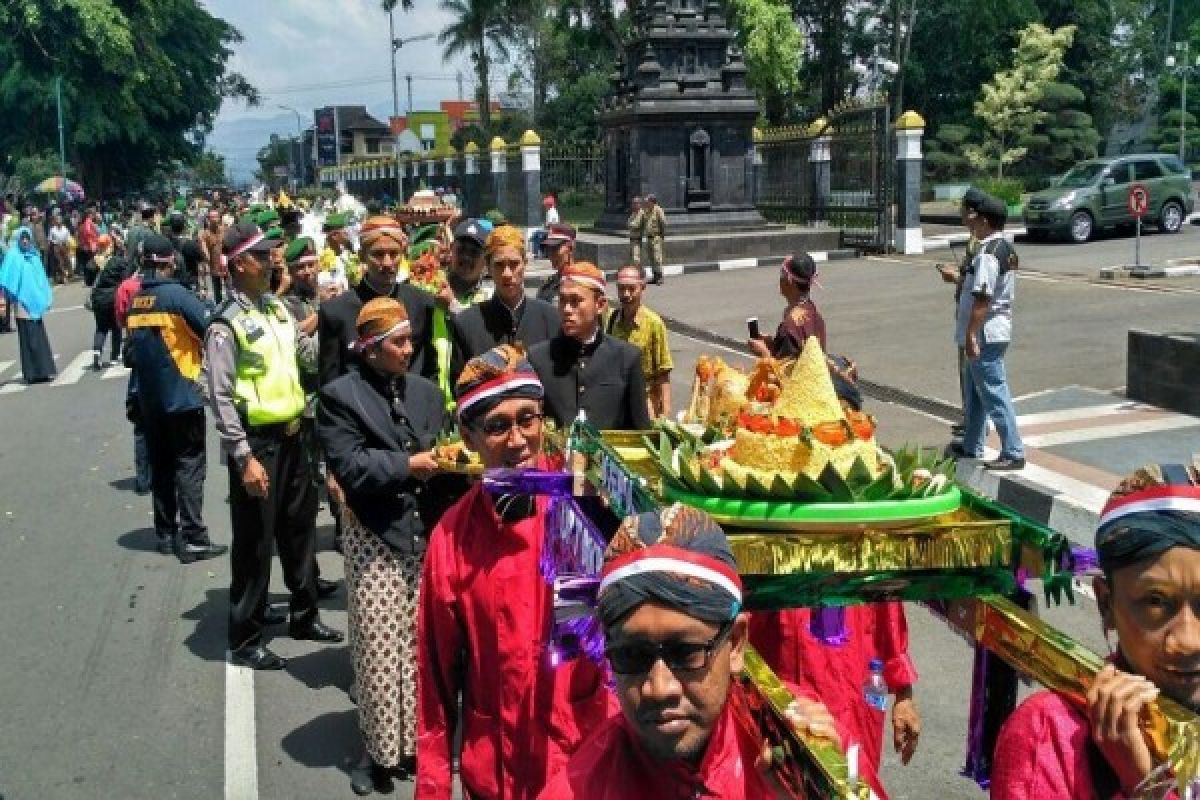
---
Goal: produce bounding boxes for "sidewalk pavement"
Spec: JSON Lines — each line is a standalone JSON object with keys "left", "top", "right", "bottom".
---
{"left": 956, "top": 385, "right": 1200, "bottom": 545}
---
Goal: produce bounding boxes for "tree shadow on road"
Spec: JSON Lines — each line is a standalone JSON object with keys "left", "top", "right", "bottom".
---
{"left": 116, "top": 527, "right": 160, "bottom": 553}
{"left": 280, "top": 709, "right": 359, "bottom": 774}
{"left": 181, "top": 588, "right": 228, "bottom": 663}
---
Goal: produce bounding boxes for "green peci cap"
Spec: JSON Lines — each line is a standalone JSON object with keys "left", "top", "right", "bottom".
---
{"left": 284, "top": 236, "right": 316, "bottom": 264}
{"left": 323, "top": 211, "right": 349, "bottom": 231}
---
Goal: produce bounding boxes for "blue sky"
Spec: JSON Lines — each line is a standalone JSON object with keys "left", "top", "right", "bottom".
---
{"left": 201, "top": 0, "right": 464, "bottom": 180}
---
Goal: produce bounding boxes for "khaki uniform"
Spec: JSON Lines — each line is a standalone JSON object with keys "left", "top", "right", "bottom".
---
{"left": 644, "top": 204, "right": 667, "bottom": 281}
{"left": 627, "top": 207, "right": 645, "bottom": 265}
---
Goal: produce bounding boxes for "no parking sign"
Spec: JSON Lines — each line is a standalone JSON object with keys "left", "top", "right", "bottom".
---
{"left": 1128, "top": 183, "right": 1149, "bottom": 217}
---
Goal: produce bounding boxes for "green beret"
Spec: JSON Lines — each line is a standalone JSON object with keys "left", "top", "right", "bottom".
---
{"left": 263, "top": 226, "right": 284, "bottom": 242}
{"left": 323, "top": 211, "right": 349, "bottom": 231}
{"left": 284, "top": 236, "right": 316, "bottom": 264}
{"left": 411, "top": 224, "right": 440, "bottom": 246}
{"left": 239, "top": 211, "right": 257, "bottom": 225}
{"left": 256, "top": 209, "right": 281, "bottom": 227}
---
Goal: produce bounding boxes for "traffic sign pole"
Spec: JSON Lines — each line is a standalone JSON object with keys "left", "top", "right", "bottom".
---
{"left": 1128, "top": 183, "right": 1149, "bottom": 269}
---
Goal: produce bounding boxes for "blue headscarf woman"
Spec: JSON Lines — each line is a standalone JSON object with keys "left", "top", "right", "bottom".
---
{"left": 0, "top": 226, "right": 56, "bottom": 383}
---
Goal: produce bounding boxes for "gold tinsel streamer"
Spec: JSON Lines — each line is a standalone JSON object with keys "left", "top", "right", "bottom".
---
{"left": 742, "top": 646, "right": 872, "bottom": 799}
{"left": 729, "top": 517, "right": 1013, "bottom": 574}
{"left": 945, "top": 595, "right": 1200, "bottom": 792}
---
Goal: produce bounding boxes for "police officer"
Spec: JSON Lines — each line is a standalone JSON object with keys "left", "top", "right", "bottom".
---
{"left": 643, "top": 193, "right": 667, "bottom": 285}
{"left": 126, "top": 234, "right": 225, "bottom": 563}
{"left": 627, "top": 195, "right": 645, "bottom": 267}
{"left": 205, "top": 222, "right": 343, "bottom": 671}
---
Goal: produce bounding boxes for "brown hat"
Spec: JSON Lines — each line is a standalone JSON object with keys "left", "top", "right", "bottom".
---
{"left": 352, "top": 297, "right": 410, "bottom": 353}
{"left": 543, "top": 223, "right": 577, "bottom": 248}
{"left": 561, "top": 261, "right": 606, "bottom": 292}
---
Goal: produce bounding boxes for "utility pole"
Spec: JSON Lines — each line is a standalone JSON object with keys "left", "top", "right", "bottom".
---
{"left": 457, "top": 71, "right": 464, "bottom": 101}
{"left": 55, "top": 76, "right": 67, "bottom": 199}
{"left": 406, "top": 74, "right": 414, "bottom": 114}
{"left": 389, "top": 9, "right": 400, "bottom": 121}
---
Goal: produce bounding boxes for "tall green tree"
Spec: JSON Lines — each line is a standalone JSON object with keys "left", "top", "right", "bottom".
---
{"left": 0, "top": 0, "right": 256, "bottom": 195}
{"left": 728, "top": 0, "right": 804, "bottom": 123}
{"left": 438, "top": 0, "right": 511, "bottom": 133}
{"left": 964, "top": 23, "right": 1076, "bottom": 178}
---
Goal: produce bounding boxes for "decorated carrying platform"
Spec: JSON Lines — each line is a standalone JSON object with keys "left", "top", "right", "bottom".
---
{"left": 453, "top": 337, "right": 1199, "bottom": 796}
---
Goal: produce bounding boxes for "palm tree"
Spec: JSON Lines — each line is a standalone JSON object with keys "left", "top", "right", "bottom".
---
{"left": 380, "top": 0, "right": 413, "bottom": 11}
{"left": 437, "top": 0, "right": 510, "bottom": 133}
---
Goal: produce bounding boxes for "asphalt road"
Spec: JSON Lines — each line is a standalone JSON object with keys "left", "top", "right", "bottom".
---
{"left": 1, "top": 224, "right": 1195, "bottom": 799}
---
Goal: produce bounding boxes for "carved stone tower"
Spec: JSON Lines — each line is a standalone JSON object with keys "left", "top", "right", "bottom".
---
{"left": 594, "top": 0, "right": 767, "bottom": 233}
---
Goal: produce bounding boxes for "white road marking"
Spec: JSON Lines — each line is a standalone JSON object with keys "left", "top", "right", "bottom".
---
{"left": 224, "top": 653, "right": 259, "bottom": 800}
{"left": 1023, "top": 415, "right": 1200, "bottom": 448}
{"left": 0, "top": 360, "right": 13, "bottom": 378}
{"left": 0, "top": 382, "right": 25, "bottom": 394}
{"left": 47, "top": 304, "right": 84, "bottom": 314}
{"left": 52, "top": 351, "right": 92, "bottom": 387}
{"left": 101, "top": 363, "right": 130, "bottom": 380}
{"left": 1015, "top": 401, "right": 1155, "bottom": 428}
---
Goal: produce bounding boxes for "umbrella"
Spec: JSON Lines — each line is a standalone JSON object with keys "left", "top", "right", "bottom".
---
{"left": 34, "top": 176, "right": 85, "bottom": 198}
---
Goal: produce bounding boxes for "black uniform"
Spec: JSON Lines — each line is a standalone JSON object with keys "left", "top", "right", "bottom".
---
{"left": 528, "top": 331, "right": 652, "bottom": 431}
{"left": 318, "top": 280, "right": 436, "bottom": 387}
{"left": 449, "top": 294, "right": 559, "bottom": 382}
{"left": 317, "top": 365, "right": 452, "bottom": 550}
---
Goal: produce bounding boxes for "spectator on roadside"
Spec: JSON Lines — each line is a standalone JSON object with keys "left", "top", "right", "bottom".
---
{"left": 606, "top": 265, "right": 673, "bottom": 419}
{"left": 948, "top": 189, "right": 1025, "bottom": 471}
{"left": 87, "top": 235, "right": 128, "bottom": 369}
{"left": 78, "top": 206, "right": 100, "bottom": 286}
{"left": 47, "top": 211, "right": 72, "bottom": 284}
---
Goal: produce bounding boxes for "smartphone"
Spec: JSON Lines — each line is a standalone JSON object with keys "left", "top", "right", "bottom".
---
{"left": 747, "top": 317, "right": 761, "bottom": 339}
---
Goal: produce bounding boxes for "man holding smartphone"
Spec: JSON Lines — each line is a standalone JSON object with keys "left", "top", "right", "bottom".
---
{"left": 748, "top": 252, "right": 826, "bottom": 358}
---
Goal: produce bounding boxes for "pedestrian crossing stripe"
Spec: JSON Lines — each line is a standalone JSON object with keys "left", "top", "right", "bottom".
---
{"left": 0, "top": 350, "right": 129, "bottom": 395}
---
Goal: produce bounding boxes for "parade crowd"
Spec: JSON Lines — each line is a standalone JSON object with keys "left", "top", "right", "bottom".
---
{"left": 0, "top": 187, "right": 1196, "bottom": 799}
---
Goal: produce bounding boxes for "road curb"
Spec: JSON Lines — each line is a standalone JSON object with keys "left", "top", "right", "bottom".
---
{"left": 522, "top": 249, "right": 858, "bottom": 287}
{"left": 955, "top": 460, "right": 1100, "bottom": 546}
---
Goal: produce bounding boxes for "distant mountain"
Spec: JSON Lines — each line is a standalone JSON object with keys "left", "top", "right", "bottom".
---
{"left": 208, "top": 113, "right": 302, "bottom": 185}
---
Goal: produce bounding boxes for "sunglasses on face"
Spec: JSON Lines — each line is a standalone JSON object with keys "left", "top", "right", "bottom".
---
{"left": 478, "top": 410, "right": 544, "bottom": 438}
{"left": 605, "top": 620, "right": 734, "bottom": 676}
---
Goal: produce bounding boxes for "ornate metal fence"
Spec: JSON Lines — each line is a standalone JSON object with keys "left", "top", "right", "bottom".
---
{"left": 756, "top": 98, "right": 894, "bottom": 252}
{"left": 542, "top": 143, "right": 605, "bottom": 196}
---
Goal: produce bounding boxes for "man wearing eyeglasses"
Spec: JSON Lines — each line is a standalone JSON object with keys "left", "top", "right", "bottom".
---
{"left": 206, "top": 222, "right": 344, "bottom": 671}
{"left": 540, "top": 505, "right": 850, "bottom": 799}
{"left": 416, "top": 345, "right": 616, "bottom": 799}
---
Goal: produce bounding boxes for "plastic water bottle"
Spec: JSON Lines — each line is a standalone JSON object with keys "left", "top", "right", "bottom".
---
{"left": 863, "top": 658, "right": 889, "bottom": 712}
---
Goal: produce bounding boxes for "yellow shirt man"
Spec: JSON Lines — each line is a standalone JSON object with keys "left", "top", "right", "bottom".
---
{"left": 607, "top": 266, "right": 674, "bottom": 418}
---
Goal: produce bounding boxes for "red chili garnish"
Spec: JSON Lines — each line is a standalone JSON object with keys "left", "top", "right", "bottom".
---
{"left": 812, "top": 421, "right": 850, "bottom": 446}
{"left": 775, "top": 418, "right": 801, "bottom": 436}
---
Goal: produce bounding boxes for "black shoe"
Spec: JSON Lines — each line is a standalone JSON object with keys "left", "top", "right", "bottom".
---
{"left": 176, "top": 541, "right": 228, "bottom": 564}
{"left": 156, "top": 537, "right": 174, "bottom": 555}
{"left": 946, "top": 443, "right": 977, "bottom": 459}
{"left": 985, "top": 456, "right": 1026, "bottom": 471}
{"left": 316, "top": 577, "right": 339, "bottom": 598}
{"left": 350, "top": 759, "right": 393, "bottom": 796}
{"left": 260, "top": 606, "right": 287, "bottom": 626}
{"left": 231, "top": 643, "right": 287, "bottom": 670}
{"left": 651, "top": 275, "right": 664, "bottom": 285}
{"left": 950, "top": 422, "right": 965, "bottom": 437}
{"left": 289, "top": 617, "right": 344, "bottom": 643}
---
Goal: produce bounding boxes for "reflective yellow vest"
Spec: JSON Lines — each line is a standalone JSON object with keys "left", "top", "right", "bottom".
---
{"left": 221, "top": 297, "right": 306, "bottom": 425}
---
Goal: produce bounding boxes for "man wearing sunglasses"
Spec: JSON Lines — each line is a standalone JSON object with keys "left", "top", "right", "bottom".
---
{"left": 541, "top": 505, "right": 849, "bottom": 799}
{"left": 416, "top": 345, "right": 615, "bottom": 799}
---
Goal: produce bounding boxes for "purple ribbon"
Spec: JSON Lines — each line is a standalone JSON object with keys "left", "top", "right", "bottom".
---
{"left": 1068, "top": 545, "right": 1099, "bottom": 574}
{"left": 962, "top": 644, "right": 991, "bottom": 788}
{"left": 539, "top": 495, "right": 608, "bottom": 585}
{"left": 483, "top": 468, "right": 573, "bottom": 497}
{"left": 809, "top": 607, "right": 849, "bottom": 646}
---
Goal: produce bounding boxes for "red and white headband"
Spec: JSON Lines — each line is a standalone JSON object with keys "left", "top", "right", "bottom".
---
{"left": 1099, "top": 485, "right": 1200, "bottom": 529}
{"left": 227, "top": 231, "right": 266, "bottom": 261}
{"left": 599, "top": 543, "right": 744, "bottom": 602}
{"left": 562, "top": 270, "right": 606, "bottom": 293}
{"left": 456, "top": 371, "right": 544, "bottom": 420}
{"left": 350, "top": 320, "right": 412, "bottom": 353}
